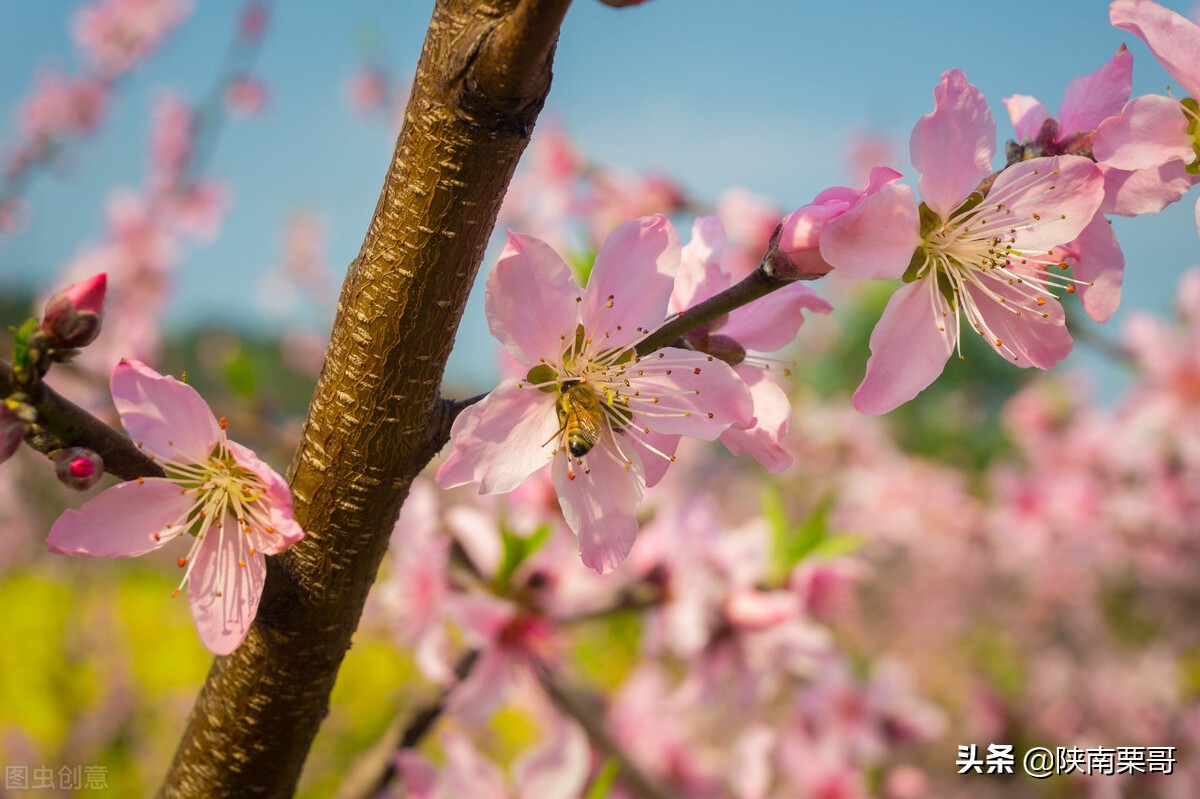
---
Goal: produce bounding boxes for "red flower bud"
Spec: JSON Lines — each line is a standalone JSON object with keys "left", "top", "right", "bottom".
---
{"left": 0, "top": 405, "right": 23, "bottom": 464}
{"left": 41, "top": 273, "right": 106, "bottom": 349}
{"left": 54, "top": 447, "right": 104, "bottom": 491}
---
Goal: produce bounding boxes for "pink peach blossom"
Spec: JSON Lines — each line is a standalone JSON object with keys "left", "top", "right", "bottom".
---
{"left": 673, "top": 216, "right": 832, "bottom": 471}
{"left": 438, "top": 215, "right": 752, "bottom": 573}
{"left": 46, "top": 359, "right": 303, "bottom": 654}
{"left": 820, "top": 69, "right": 1105, "bottom": 414}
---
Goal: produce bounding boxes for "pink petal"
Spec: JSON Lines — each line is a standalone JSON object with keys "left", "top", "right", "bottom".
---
{"left": 721, "top": 281, "right": 833, "bottom": 353}
{"left": 443, "top": 733, "right": 508, "bottom": 796}
{"left": 394, "top": 752, "right": 441, "bottom": 799}
{"left": 111, "top": 358, "right": 220, "bottom": 463}
{"left": 1004, "top": 94, "right": 1049, "bottom": 141}
{"left": 672, "top": 216, "right": 731, "bottom": 312}
{"left": 436, "top": 381, "right": 560, "bottom": 494}
{"left": 582, "top": 215, "right": 680, "bottom": 350}
{"left": 554, "top": 435, "right": 643, "bottom": 574}
{"left": 627, "top": 428, "right": 680, "bottom": 488}
{"left": 911, "top": 69, "right": 997, "bottom": 219}
{"left": 188, "top": 531, "right": 266, "bottom": 655}
{"left": 1056, "top": 44, "right": 1133, "bottom": 135}
{"left": 812, "top": 166, "right": 905, "bottom": 205}
{"left": 1055, "top": 214, "right": 1125, "bottom": 323}
{"left": 989, "top": 156, "right": 1104, "bottom": 252}
{"left": 447, "top": 648, "right": 517, "bottom": 724}
{"left": 487, "top": 232, "right": 581, "bottom": 365}
{"left": 966, "top": 280, "right": 1073, "bottom": 370}
{"left": 1111, "top": 0, "right": 1200, "bottom": 99}
{"left": 47, "top": 478, "right": 191, "bottom": 557}
{"left": 720, "top": 364, "right": 793, "bottom": 473}
{"left": 226, "top": 439, "right": 304, "bottom": 555}
{"left": 513, "top": 720, "right": 590, "bottom": 799}
{"left": 1101, "top": 160, "right": 1200, "bottom": 216}
{"left": 630, "top": 347, "right": 753, "bottom": 438}
{"left": 1093, "top": 94, "right": 1192, "bottom": 171}
{"left": 820, "top": 182, "right": 921, "bottom": 280}
{"left": 775, "top": 199, "right": 849, "bottom": 278}
{"left": 853, "top": 280, "right": 956, "bottom": 415}
{"left": 445, "top": 504, "right": 502, "bottom": 577}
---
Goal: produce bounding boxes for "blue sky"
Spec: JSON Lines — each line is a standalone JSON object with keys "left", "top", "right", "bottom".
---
{"left": 1, "top": 0, "right": 1197, "bottom": 391}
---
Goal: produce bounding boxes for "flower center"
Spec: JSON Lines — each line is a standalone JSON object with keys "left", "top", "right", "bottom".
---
{"left": 913, "top": 164, "right": 1089, "bottom": 361}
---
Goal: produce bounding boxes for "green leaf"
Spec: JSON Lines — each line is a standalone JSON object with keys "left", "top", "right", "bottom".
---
{"left": 493, "top": 523, "right": 553, "bottom": 590}
{"left": 10, "top": 317, "right": 38, "bottom": 375}
{"left": 585, "top": 758, "right": 621, "bottom": 799}
{"left": 223, "top": 351, "right": 258, "bottom": 398}
{"left": 767, "top": 492, "right": 861, "bottom": 582}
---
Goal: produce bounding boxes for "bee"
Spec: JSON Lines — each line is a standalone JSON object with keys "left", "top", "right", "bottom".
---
{"left": 556, "top": 380, "right": 605, "bottom": 458}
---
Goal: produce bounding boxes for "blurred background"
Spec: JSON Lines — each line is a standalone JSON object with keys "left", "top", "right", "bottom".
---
{"left": 1, "top": 1, "right": 1199, "bottom": 797}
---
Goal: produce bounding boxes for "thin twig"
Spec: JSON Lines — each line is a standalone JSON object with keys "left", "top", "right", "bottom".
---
{"left": 535, "top": 661, "right": 678, "bottom": 799}
{"left": 0, "top": 359, "right": 163, "bottom": 480}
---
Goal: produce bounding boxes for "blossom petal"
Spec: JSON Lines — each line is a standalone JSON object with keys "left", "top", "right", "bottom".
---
{"left": 720, "top": 364, "right": 793, "bottom": 473}
{"left": 436, "top": 381, "right": 559, "bottom": 495}
{"left": 582, "top": 215, "right": 680, "bottom": 350}
{"left": 627, "top": 428, "right": 679, "bottom": 489}
{"left": 554, "top": 434, "right": 643, "bottom": 574}
{"left": 1093, "top": 94, "right": 1192, "bottom": 171}
{"left": 820, "top": 183, "right": 921, "bottom": 280}
{"left": 721, "top": 281, "right": 833, "bottom": 353}
{"left": 1004, "top": 94, "right": 1049, "bottom": 141}
{"left": 992, "top": 156, "right": 1104, "bottom": 252}
{"left": 188, "top": 532, "right": 266, "bottom": 655}
{"left": 111, "top": 358, "right": 220, "bottom": 463}
{"left": 227, "top": 439, "right": 304, "bottom": 555}
{"left": 487, "top": 232, "right": 581, "bottom": 364}
{"left": 628, "top": 347, "right": 753, "bottom": 438}
{"left": 1111, "top": 0, "right": 1200, "bottom": 99}
{"left": 513, "top": 720, "right": 590, "bottom": 799}
{"left": 1056, "top": 44, "right": 1133, "bottom": 135}
{"left": 853, "top": 280, "right": 956, "bottom": 415}
{"left": 1101, "top": 160, "right": 1200, "bottom": 216}
{"left": 966, "top": 280, "right": 1073, "bottom": 369}
{"left": 911, "top": 69, "right": 996, "bottom": 219}
{"left": 672, "top": 216, "right": 731, "bottom": 312}
{"left": 47, "top": 478, "right": 191, "bottom": 557}
{"left": 1055, "top": 214, "right": 1125, "bottom": 323}
{"left": 442, "top": 731, "right": 509, "bottom": 796}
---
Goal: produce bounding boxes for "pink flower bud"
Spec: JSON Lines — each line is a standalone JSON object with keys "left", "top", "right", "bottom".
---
{"left": 239, "top": 2, "right": 268, "bottom": 38}
{"left": 54, "top": 446, "right": 104, "bottom": 490}
{"left": 41, "top": 273, "right": 106, "bottom": 349}
{"left": 0, "top": 405, "right": 24, "bottom": 464}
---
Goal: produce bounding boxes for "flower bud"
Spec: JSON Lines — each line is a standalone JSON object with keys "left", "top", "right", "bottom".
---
{"left": 54, "top": 447, "right": 104, "bottom": 491}
{"left": 41, "top": 273, "right": 107, "bottom": 349}
{"left": 0, "top": 405, "right": 24, "bottom": 464}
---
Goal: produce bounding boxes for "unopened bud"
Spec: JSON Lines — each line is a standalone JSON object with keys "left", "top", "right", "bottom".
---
{"left": 54, "top": 447, "right": 104, "bottom": 491}
{"left": 0, "top": 405, "right": 24, "bottom": 464}
{"left": 42, "top": 273, "right": 107, "bottom": 349}
{"left": 239, "top": 2, "right": 268, "bottom": 38}
{"left": 698, "top": 334, "right": 746, "bottom": 367}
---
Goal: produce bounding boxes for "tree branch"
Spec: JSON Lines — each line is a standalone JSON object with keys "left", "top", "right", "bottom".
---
{"left": 0, "top": 360, "right": 163, "bottom": 480}
{"left": 158, "top": 1, "right": 570, "bottom": 795}
{"left": 635, "top": 265, "right": 791, "bottom": 356}
{"left": 535, "top": 662, "right": 678, "bottom": 799}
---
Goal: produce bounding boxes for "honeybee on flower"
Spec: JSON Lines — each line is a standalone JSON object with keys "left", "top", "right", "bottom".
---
{"left": 438, "top": 215, "right": 753, "bottom": 573}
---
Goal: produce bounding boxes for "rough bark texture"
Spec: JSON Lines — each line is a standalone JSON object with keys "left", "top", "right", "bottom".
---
{"left": 158, "top": 1, "right": 568, "bottom": 795}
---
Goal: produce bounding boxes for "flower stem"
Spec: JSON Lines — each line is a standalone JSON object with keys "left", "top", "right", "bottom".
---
{"left": 636, "top": 264, "right": 792, "bottom": 356}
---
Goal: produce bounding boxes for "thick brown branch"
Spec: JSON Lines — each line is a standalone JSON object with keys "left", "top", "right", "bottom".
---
{"left": 0, "top": 360, "right": 163, "bottom": 480}
{"left": 158, "top": 1, "right": 569, "bottom": 796}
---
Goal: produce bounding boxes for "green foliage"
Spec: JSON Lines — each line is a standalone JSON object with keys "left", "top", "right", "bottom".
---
{"left": 494, "top": 523, "right": 553, "bottom": 592}
{"left": 585, "top": 758, "right": 621, "bottom": 799}
{"left": 10, "top": 317, "right": 39, "bottom": 378}
{"left": 765, "top": 489, "right": 862, "bottom": 585}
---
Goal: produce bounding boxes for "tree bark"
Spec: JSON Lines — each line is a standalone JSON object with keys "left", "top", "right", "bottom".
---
{"left": 158, "top": 1, "right": 569, "bottom": 795}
